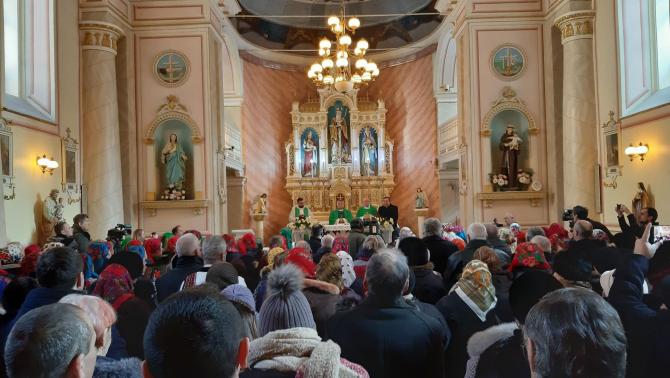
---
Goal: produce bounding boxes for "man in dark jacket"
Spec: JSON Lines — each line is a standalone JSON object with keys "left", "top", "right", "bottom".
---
{"left": 377, "top": 196, "right": 399, "bottom": 232}
{"left": 347, "top": 218, "right": 367, "bottom": 259}
{"left": 307, "top": 225, "right": 323, "bottom": 255}
{"left": 608, "top": 224, "right": 670, "bottom": 378}
{"left": 573, "top": 205, "right": 614, "bottom": 241}
{"left": 72, "top": 213, "right": 92, "bottom": 255}
{"left": 444, "top": 223, "right": 490, "bottom": 287}
{"left": 327, "top": 250, "right": 445, "bottom": 378}
{"left": 485, "top": 223, "right": 512, "bottom": 255}
{"left": 422, "top": 218, "right": 458, "bottom": 275}
{"left": 398, "top": 237, "right": 446, "bottom": 304}
{"left": 617, "top": 204, "right": 658, "bottom": 244}
{"left": 49, "top": 221, "right": 78, "bottom": 249}
{"left": 156, "top": 234, "right": 204, "bottom": 302}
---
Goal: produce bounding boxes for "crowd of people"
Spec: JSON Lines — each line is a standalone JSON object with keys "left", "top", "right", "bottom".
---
{"left": 0, "top": 203, "right": 668, "bottom": 378}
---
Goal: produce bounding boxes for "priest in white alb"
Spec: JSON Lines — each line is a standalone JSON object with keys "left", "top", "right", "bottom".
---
{"left": 289, "top": 197, "right": 311, "bottom": 222}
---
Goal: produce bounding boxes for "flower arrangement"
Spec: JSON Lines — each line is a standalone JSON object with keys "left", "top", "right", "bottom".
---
{"left": 517, "top": 170, "right": 532, "bottom": 185}
{"left": 379, "top": 217, "right": 394, "bottom": 229}
{"left": 161, "top": 185, "right": 186, "bottom": 200}
{"left": 288, "top": 216, "right": 318, "bottom": 231}
{"left": 491, "top": 174, "right": 509, "bottom": 191}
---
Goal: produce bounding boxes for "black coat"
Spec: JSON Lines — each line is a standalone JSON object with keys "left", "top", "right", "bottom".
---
{"left": 491, "top": 272, "right": 514, "bottom": 322}
{"left": 487, "top": 237, "right": 512, "bottom": 256}
{"left": 608, "top": 254, "right": 670, "bottom": 378}
{"left": 475, "top": 329, "right": 530, "bottom": 378}
{"left": 436, "top": 291, "right": 499, "bottom": 378}
{"left": 377, "top": 205, "right": 399, "bottom": 228}
{"left": 155, "top": 255, "right": 203, "bottom": 302}
{"left": 618, "top": 214, "right": 656, "bottom": 244}
{"left": 73, "top": 225, "right": 92, "bottom": 255}
{"left": 444, "top": 239, "right": 491, "bottom": 288}
{"left": 308, "top": 237, "right": 322, "bottom": 256}
{"left": 411, "top": 267, "right": 447, "bottom": 305}
{"left": 327, "top": 295, "right": 445, "bottom": 378}
{"left": 423, "top": 235, "right": 459, "bottom": 276}
{"left": 303, "top": 284, "right": 340, "bottom": 339}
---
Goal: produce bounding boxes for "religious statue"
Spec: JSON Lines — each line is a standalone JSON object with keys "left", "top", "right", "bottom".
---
{"left": 252, "top": 193, "right": 268, "bottom": 214}
{"left": 329, "top": 107, "right": 350, "bottom": 162}
{"left": 415, "top": 187, "right": 428, "bottom": 209}
{"left": 41, "top": 189, "right": 64, "bottom": 244}
{"left": 499, "top": 125, "right": 522, "bottom": 187}
{"left": 329, "top": 196, "right": 353, "bottom": 225}
{"left": 302, "top": 133, "right": 317, "bottom": 178}
{"left": 632, "top": 182, "right": 652, "bottom": 219}
{"left": 161, "top": 133, "right": 188, "bottom": 189}
{"left": 361, "top": 127, "right": 377, "bottom": 176}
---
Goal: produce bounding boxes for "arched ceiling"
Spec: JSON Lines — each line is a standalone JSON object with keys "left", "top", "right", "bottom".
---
{"left": 228, "top": 0, "right": 444, "bottom": 57}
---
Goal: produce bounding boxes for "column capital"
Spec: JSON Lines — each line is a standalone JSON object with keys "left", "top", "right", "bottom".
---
{"left": 554, "top": 10, "right": 595, "bottom": 45}
{"left": 79, "top": 21, "right": 124, "bottom": 55}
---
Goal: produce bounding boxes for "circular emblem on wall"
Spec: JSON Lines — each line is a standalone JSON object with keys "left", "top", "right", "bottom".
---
{"left": 153, "top": 50, "right": 190, "bottom": 87}
{"left": 490, "top": 45, "right": 526, "bottom": 80}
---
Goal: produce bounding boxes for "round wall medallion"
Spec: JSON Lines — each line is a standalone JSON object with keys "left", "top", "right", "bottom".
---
{"left": 530, "top": 180, "right": 542, "bottom": 192}
{"left": 153, "top": 50, "right": 190, "bottom": 87}
{"left": 490, "top": 45, "right": 526, "bottom": 80}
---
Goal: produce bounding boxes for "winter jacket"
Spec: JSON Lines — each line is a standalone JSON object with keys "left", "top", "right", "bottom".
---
{"left": 411, "top": 265, "right": 447, "bottom": 305}
{"left": 422, "top": 235, "right": 459, "bottom": 276}
{"left": 327, "top": 295, "right": 445, "bottom": 378}
{"left": 93, "top": 356, "right": 142, "bottom": 378}
{"left": 155, "top": 255, "right": 203, "bottom": 302}
{"left": 302, "top": 279, "right": 342, "bottom": 339}
{"left": 348, "top": 231, "right": 367, "bottom": 259}
{"left": 466, "top": 323, "right": 528, "bottom": 378}
{"left": 491, "top": 272, "right": 514, "bottom": 322}
{"left": 73, "top": 225, "right": 92, "bottom": 255}
{"left": 436, "top": 291, "right": 499, "bottom": 378}
{"left": 444, "top": 239, "right": 491, "bottom": 287}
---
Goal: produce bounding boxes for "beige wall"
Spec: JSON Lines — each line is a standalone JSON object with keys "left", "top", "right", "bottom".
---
{"left": 1, "top": 0, "right": 81, "bottom": 245}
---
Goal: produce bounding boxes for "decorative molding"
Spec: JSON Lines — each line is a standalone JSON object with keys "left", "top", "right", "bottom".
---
{"left": 144, "top": 96, "right": 203, "bottom": 144}
{"left": 79, "top": 21, "right": 124, "bottom": 55}
{"left": 140, "top": 199, "right": 209, "bottom": 217}
{"left": 477, "top": 191, "right": 546, "bottom": 208}
{"left": 554, "top": 11, "right": 595, "bottom": 44}
{"left": 481, "top": 87, "right": 538, "bottom": 136}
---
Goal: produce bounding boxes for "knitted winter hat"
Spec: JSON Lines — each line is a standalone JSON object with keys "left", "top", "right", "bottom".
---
{"left": 509, "top": 270, "right": 562, "bottom": 324}
{"left": 221, "top": 284, "right": 255, "bottom": 313}
{"left": 259, "top": 264, "right": 316, "bottom": 336}
{"left": 397, "top": 237, "right": 429, "bottom": 267}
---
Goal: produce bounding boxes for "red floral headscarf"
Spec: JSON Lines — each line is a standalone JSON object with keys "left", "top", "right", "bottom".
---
{"left": 508, "top": 242, "right": 551, "bottom": 272}
{"left": 93, "top": 264, "right": 134, "bottom": 309}
{"left": 144, "top": 238, "right": 162, "bottom": 264}
{"left": 285, "top": 247, "right": 316, "bottom": 278}
{"left": 332, "top": 237, "right": 349, "bottom": 254}
{"left": 237, "top": 233, "right": 257, "bottom": 256}
{"left": 19, "top": 245, "right": 42, "bottom": 277}
{"left": 223, "top": 234, "right": 239, "bottom": 254}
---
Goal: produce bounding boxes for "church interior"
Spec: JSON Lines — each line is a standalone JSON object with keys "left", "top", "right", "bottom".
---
{"left": 1, "top": 0, "right": 670, "bottom": 377}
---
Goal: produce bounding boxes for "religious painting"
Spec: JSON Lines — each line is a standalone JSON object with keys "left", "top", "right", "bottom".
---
{"left": 605, "top": 133, "right": 619, "bottom": 168}
{"left": 491, "top": 45, "right": 525, "bottom": 80}
{"left": 327, "top": 100, "right": 351, "bottom": 163}
{"left": 301, "top": 128, "right": 319, "bottom": 178}
{"left": 360, "top": 126, "right": 378, "bottom": 176}
{"left": 153, "top": 50, "right": 190, "bottom": 87}
{"left": 489, "top": 109, "right": 530, "bottom": 190}
{"left": 601, "top": 111, "right": 621, "bottom": 176}
{"left": 154, "top": 119, "right": 194, "bottom": 199}
{"left": 61, "top": 128, "right": 79, "bottom": 192}
{"left": 0, "top": 121, "right": 12, "bottom": 180}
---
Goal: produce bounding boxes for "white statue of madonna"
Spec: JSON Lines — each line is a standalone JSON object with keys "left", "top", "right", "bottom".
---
{"left": 161, "top": 133, "right": 188, "bottom": 189}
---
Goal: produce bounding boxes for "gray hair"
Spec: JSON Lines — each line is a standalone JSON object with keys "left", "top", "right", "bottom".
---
{"left": 202, "top": 236, "right": 226, "bottom": 264}
{"left": 524, "top": 288, "right": 627, "bottom": 378}
{"left": 5, "top": 303, "right": 95, "bottom": 377}
{"left": 398, "top": 227, "right": 414, "bottom": 240}
{"left": 573, "top": 220, "right": 593, "bottom": 240}
{"left": 365, "top": 249, "right": 409, "bottom": 300}
{"left": 362, "top": 235, "right": 385, "bottom": 252}
{"left": 176, "top": 233, "right": 200, "bottom": 257}
{"left": 423, "top": 218, "right": 443, "bottom": 237}
{"left": 485, "top": 223, "right": 499, "bottom": 238}
{"left": 467, "top": 223, "right": 488, "bottom": 241}
{"left": 531, "top": 235, "right": 551, "bottom": 253}
{"left": 526, "top": 226, "right": 546, "bottom": 240}
{"left": 321, "top": 234, "right": 335, "bottom": 248}
{"left": 295, "top": 240, "right": 312, "bottom": 254}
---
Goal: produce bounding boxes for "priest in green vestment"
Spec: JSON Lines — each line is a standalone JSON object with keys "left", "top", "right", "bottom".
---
{"left": 329, "top": 198, "right": 353, "bottom": 225}
{"left": 355, "top": 197, "right": 378, "bottom": 219}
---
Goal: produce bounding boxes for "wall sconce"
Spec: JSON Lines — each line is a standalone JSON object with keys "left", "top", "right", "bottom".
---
{"left": 624, "top": 143, "right": 649, "bottom": 161}
{"left": 36, "top": 154, "right": 59, "bottom": 175}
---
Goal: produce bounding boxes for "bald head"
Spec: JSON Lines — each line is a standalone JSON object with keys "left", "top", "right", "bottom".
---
{"left": 573, "top": 220, "right": 593, "bottom": 240}
{"left": 468, "top": 223, "right": 488, "bottom": 241}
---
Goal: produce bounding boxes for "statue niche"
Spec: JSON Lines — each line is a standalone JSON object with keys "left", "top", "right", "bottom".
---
{"left": 490, "top": 110, "right": 529, "bottom": 189}
{"left": 154, "top": 119, "right": 194, "bottom": 199}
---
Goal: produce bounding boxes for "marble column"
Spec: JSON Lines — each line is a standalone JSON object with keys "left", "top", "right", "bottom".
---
{"left": 80, "top": 22, "right": 125, "bottom": 239}
{"left": 554, "top": 11, "right": 597, "bottom": 211}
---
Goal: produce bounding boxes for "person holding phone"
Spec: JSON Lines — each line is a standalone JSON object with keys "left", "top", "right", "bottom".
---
{"left": 616, "top": 204, "right": 658, "bottom": 244}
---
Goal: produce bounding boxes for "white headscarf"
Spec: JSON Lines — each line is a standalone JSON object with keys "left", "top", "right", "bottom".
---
{"left": 336, "top": 251, "right": 356, "bottom": 288}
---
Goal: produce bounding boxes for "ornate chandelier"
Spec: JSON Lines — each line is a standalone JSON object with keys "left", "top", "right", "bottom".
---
{"left": 307, "top": 12, "right": 379, "bottom": 92}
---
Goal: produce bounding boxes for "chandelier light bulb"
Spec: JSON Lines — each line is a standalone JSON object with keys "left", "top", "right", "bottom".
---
{"left": 317, "top": 73, "right": 323, "bottom": 81}
{"left": 321, "top": 58, "right": 334, "bottom": 69}
{"left": 323, "top": 75, "right": 334, "bottom": 84}
{"left": 308, "top": 70, "right": 316, "bottom": 78}
{"left": 318, "top": 48, "right": 326, "bottom": 56}
{"left": 362, "top": 71, "right": 372, "bottom": 81}
{"left": 310, "top": 63, "right": 323, "bottom": 73}
{"left": 348, "top": 17, "right": 361, "bottom": 29}
{"left": 333, "top": 23, "right": 343, "bottom": 33}
{"left": 339, "top": 34, "right": 352, "bottom": 46}
{"left": 355, "top": 58, "right": 368, "bottom": 69}
{"left": 352, "top": 74, "right": 362, "bottom": 83}
{"left": 336, "top": 50, "right": 348, "bottom": 59}
{"left": 353, "top": 47, "right": 362, "bottom": 56}
{"left": 356, "top": 39, "right": 369, "bottom": 50}
{"left": 319, "top": 38, "right": 331, "bottom": 49}
{"left": 327, "top": 16, "right": 340, "bottom": 26}
{"left": 365, "top": 62, "right": 377, "bottom": 72}
{"left": 336, "top": 57, "right": 349, "bottom": 68}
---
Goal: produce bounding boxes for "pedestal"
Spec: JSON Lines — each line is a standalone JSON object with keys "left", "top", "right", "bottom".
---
{"left": 414, "top": 208, "right": 430, "bottom": 236}
{"left": 252, "top": 213, "right": 266, "bottom": 241}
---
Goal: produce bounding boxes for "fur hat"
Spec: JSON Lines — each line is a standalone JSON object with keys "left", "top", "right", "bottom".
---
{"left": 258, "top": 264, "right": 316, "bottom": 336}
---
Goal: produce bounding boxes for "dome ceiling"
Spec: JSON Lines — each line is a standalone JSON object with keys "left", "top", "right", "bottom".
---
{"left": 230, "top": 0, "right": 443, "bottom": 56}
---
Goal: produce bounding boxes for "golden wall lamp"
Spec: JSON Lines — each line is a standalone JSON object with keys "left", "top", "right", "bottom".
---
{"left": 624, "top": 143, "right": 649, "bottom": 162}
{"left": 36, "top": 155, "right": 59, "bottom": 175}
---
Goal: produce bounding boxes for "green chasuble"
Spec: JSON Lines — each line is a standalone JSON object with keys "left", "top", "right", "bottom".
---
{"left": 329, "top": 208, "right": 353, "bottom": 225}
{"left": 356, "top": 206, "right": 378, "bottom": 218}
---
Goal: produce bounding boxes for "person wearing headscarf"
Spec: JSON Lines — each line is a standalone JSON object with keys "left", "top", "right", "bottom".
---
{"left": 436, "top": 260, "right": 498, "bottom": 378}
{"left": 18, "top": 245, "right": 42, "bottom": 278}
{"left": 285, "top": 247, "right": 317, "bottom": 279}
{"left": 94, "top": 264, "right": 134, "bottom": 309}
{"left": 302, "top": 254, "right": 343, "bottom": 338}
{"left": 398, "top": 237, "right": 446, "bottom": 305}
{"left": 474, "top": 246, "right": 514, "bottom": 322}
{"left": 143, "top": 238, "right": 162, "bottom": 265}
{"left": 332, "top": 236, "right": 349, "bottom": 255}
{"left": 336, "top": 251, "right": 361, "bottom": 312}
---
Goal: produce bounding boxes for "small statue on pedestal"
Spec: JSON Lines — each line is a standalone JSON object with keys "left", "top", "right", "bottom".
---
{"left": 252, "top": 193, "right": 268, "bottom": 215}
{"left": 41, "top": 189, "right": 64, "bottom": 244}
{"left": 415, "top": 188, "right": 428, "bottom": 209}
